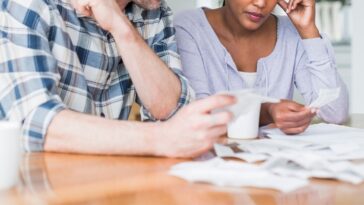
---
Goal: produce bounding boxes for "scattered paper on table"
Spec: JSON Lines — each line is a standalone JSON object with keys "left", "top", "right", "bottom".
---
{"left": 170, "top": 123, "right": 364, "bottom": 192}
{"left": 214, "top": 144, "right": 269, "bottom": 163}
{"left": 169, "top": 158, "right": 308, "bottom": 192}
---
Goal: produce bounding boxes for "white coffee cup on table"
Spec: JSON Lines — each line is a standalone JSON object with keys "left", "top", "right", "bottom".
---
{"left": 227, "top": 99, "right": 262, "bottom": 139}
{"left": 0, "top": 121, "right": 21, "bottom": 190}
{"left": 217, "top": 90, "right": 280, "bottom": 140}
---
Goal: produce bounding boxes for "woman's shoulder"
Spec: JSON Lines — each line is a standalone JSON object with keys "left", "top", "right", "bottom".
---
{"left": 174, "top": 9, "right": 207, "bottom": 28}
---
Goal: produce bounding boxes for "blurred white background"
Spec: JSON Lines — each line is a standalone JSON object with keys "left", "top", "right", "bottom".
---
{"left": 166, "top": 0, "right": 364, "bottom": 114}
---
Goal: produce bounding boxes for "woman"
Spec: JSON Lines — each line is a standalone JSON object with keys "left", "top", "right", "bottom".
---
{"left": 174, "top": 0, "right": 349, "bottom": 134}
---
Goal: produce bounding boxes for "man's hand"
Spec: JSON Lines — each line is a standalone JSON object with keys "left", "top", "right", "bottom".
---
{"left": 45, "top": 95, "right": 235, "bottom": 157}
{"left": 153, "top": 95, "right": 236, "bottom": 158}
{"left": 70, "top": 0, "right": 129, "bottom": 33}
{"left": 71, "top": 0, "right": 183, "bottom": 119}
{"left": 278, "top": 0, "right": 320, "bottom": 39}
{"left": 267, "top": 100, "right": 316, "bottom": 135}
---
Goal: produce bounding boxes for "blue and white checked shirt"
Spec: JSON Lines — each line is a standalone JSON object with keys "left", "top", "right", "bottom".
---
{"left": 0, "top": 0, "right": 194, "bottom": 152}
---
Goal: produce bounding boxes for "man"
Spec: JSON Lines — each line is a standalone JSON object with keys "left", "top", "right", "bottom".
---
{"left": 0, "top": 0, "right": 235, "bottom": 158}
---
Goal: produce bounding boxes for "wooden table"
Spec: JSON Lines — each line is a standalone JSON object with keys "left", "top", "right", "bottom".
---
{"left": 2, "top": 114, "right": 364, "bottom": 205}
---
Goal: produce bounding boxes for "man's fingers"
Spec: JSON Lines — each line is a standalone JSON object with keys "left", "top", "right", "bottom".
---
{"left": 208, "top": 111, "right": 234, "bottom": 127}
{"left": 190, "top": 127, "right": 227, "bottom": 157}
{"left": 80, "top": 6, "right": 92, "bottom": 16}
{"left": 206, "top": 125, "right": 228, "bottom": 140}
{"left": 196, "top": 111, "right": 233, "bottom": 128}
{"left": 180, "top": 143, "right": 213, "bottom": 158}
{"left": 71, "top": 0, "right": 92, "bottom": 16}
{"left": 190, "top": 95, "right": 236, "bottom": 114}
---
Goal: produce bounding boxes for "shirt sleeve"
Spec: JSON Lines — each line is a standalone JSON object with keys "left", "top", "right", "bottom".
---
{"left": 0, "top": 0, "right": 66, "bottom": 152}
{"left": 174, "top": 16, "right": 212, "bottom": 100}
{"left": 294, "top": 34, "right": 349, "bottom": 124}
{"left": 137, "top": 3, "right": 195, "bottom": 122}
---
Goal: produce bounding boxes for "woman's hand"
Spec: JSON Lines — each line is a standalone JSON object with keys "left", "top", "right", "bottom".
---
{"left": 277, "top": 0, "right": 320, "bottom": 39}
{"left": 267, "top": 100, "right": 316, "bottom": 134}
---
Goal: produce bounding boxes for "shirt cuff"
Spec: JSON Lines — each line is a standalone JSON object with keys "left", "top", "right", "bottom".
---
{"left": 22, "top": 99, "right": 66, "bottom": 152}
{"left": 301, "top": 35, "right": 331, "bottom": 62}
{"left": 140, "top": 71, "right": 195, "bottom": 121}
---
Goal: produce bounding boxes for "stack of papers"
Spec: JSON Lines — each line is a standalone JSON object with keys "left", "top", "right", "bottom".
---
{"left": 169, "top": 123, "right": 364, "bottom": 192}
{"left": 262, "top": 123, "right": 364, "bottom": 161}
{"left": 169, "top": 158, "right": 308, "bottom": 192}
{"left": 169, "top": 88, "right": 364, "bottom": 192}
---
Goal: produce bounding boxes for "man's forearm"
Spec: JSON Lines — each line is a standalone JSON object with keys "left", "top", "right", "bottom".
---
{"left": 44, "top": 110, "right": 159, "bottom": 155}
{"left": 110, "top": 15, "right": 181, "bottom": 119}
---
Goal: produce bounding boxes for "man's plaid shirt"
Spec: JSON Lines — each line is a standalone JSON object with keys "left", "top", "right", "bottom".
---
{"left": 0, "top": 0, "right": 194, "bottom": 151}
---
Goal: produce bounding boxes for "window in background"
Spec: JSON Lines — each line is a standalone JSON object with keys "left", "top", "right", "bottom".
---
{"left": 316, "top": 0, "right": 351, "bottom": 44}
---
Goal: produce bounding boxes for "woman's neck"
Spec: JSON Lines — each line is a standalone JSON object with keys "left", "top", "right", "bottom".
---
{"left": 218, "top": 6, "right": 273, "bottom": 40}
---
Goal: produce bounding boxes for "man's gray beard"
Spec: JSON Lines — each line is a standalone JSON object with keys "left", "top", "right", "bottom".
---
{"left": 132, "top": 0, "right": 161, "bottom": 10}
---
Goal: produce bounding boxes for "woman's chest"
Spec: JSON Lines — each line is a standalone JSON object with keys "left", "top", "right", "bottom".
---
{"left": 223, "top": 39, "right": 276, "bottom": 72}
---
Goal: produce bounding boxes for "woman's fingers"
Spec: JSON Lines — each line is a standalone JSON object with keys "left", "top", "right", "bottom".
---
{"left": 282, "top": 124, "right": 309, "bottom": 135}
{"left": 277, "top": 0, "right": 289, "bottom": 12}
{"left": 198, "top": 111, "right": 233, "bottom": 128}
{"left": 274, "top": 105, "right": 316, "bottom": 134}
{"left": 276, "top": 114, "right": 312, "bottom": 129}
{"left": 292, "top": 0, "right": 303, "bottom": 10}
{"left": 288, "top": 0, "right": 294, "bottom": 13}
{"left": 189, "top": 95, "right": 236, "bottom": 114}
{"left": 275, "top": 108, "right": 312, "bottom": 122}
{"left": 286, "top": 0, "right": 304, "bottom": 13}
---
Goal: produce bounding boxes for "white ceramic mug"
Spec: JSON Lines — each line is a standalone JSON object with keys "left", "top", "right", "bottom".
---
{"left": 0, "top": 121, "right": 21, "bottom": 190}
{"left": 227, "top": 99, "right": 261, "bottom": 140}
{"left": 214, "top": 90, "right": 279, "bottom": 140}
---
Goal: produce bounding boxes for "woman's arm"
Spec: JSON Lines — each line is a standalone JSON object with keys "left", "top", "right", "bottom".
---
{"left": 293, "top": 36, "right": 349, "bottom": 124}
{"left": 278, "top": 0, "right": 349, "bottom": 124}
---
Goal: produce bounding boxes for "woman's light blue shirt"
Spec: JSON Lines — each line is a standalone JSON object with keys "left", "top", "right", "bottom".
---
{"left": 175, "top": 8, "right": 349, "bottom": 124}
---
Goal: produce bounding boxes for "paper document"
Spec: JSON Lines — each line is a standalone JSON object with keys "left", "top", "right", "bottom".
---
{"left": 262, "top": 123, "right": 364, "bottom": 157}
{"left": 309, "top": 88, "right": 341, "bottom": 108}
{"left": 214, "top": 144, "right": 269, "bottom": 163}
{"left": 169, "top": 158, "right": 308, "bottom": 192}
{"left": 262, "top": 156, "right": 364, "bottom": 184}
{"left": 170, "top": 123, "right": 364, "bottom": 192}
